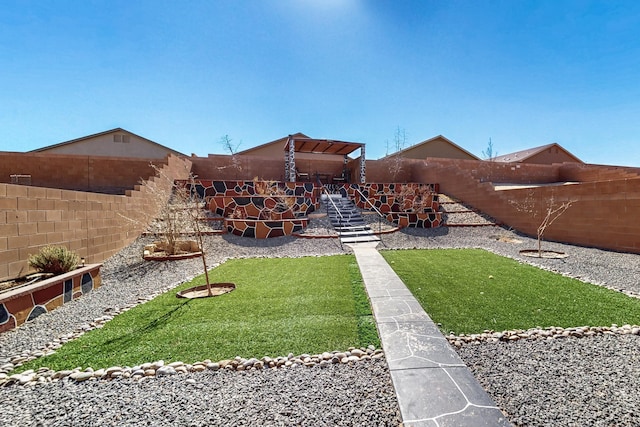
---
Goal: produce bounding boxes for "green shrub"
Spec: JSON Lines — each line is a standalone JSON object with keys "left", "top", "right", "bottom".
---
{"left": 28, "top": 246, "right": 80, "bottom": 275}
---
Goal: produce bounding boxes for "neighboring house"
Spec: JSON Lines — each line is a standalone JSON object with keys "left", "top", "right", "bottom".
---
{"left": 380, "top": 135, "right": 480, "bottom": 161}
{"left": 236, "top": 132, "right": 309, "bottom": 158}
{"left": 30, "top": 128, "right": 185, "bottom": 159}
{"left": 493, "top": 143, "right": 583, "bottom": 164}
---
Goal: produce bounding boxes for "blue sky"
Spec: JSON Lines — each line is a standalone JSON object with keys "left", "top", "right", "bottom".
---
{"left": 1, "top": 1, "right": 639, "bottom": 165}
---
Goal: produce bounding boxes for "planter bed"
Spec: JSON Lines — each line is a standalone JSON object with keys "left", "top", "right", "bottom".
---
{"left": 0, "top": 264, "right": 102, "bottom": 334}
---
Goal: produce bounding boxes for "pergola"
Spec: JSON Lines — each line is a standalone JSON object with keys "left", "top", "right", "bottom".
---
{"left": 284, "top": 136, "right": 366, "bottom": 183}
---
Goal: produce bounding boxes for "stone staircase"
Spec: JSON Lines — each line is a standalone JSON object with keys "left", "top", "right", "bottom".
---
{"left": 324, "top": 195, "right": 380, "bottom": 245}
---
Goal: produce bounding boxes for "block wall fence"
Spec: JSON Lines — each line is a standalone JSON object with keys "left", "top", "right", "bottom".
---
{"left": 189, "top": 155, "right": 352, "bottom": 182}
{"left": 0, "top": 151, "right": 168, "bottom": 194}
{"left": 410, "top": 158, "right": 640, "bottom": 254}
{"left": 0, "top": 155, "right": 191, "bottom": 282}
{"left": 3, "top": 150, "right": 640, "bottom": 282}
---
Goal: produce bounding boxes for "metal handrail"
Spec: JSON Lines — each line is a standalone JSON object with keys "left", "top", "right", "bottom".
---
{"left": 353, "top": 186, "right": 385, "bottom": 245}
{"left": 353, "top": 186, "right": 384, "bottom": 217}
{"left": 319, "top": 183, "right": 343, "bottom": 250}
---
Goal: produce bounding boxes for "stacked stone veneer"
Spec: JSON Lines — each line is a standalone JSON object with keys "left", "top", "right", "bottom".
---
{"left": 0, "top": 264, "right": 101, "bottom": 333}
{"left": 180, "top": 180, "right": 318, "bottom": 238}
{"left": 0, "top": 154, "right": 191, "bottom": 282}
{"left": 340, "top": 183, "right": 442, "bottom": 228}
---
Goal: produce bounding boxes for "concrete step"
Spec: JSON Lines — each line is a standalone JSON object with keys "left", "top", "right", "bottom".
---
{"left": 335, "top": 225, "right": 371, "bottom": 231}
{"left": 339, "top": 230, "right": 375, "bottom": 237}
{"left": 340, "top": 235, "right": 381, "bottom": 244}
{"left": 332, "top": 221, "right": 366, "bottom": 227}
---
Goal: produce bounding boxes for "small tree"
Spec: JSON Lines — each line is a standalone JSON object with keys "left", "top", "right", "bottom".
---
{"left": 145, "top": 164, "right": 194, "bottom": 256}
{"left": 482, "top": 138, "right": 498, "bottom": 161}
{"left": 535, "top": 195, "right": 572, "bottom": 256}
{"left": 510, "top": 190, "right": 574, "bottom": 257}
{"left": 385, "top": 126, "right": 408, "bottom": 181}
{"left": 120, "top": 163, "right": 214, "bottom": 295}
{"left": 218, "top": 134, "right": 242, "bottom": 176}
{"left": 176, "top": 176, "right": 213, "bottom": 296}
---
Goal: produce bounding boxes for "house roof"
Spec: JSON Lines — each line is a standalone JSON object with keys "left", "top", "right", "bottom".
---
{"left": 29, "top": 127, "right": 186, "bottom": 157}
{"left": 284, "top": 137, "right": 363, "bottom": 156}
{"left": 236, "top": 132, "right": 310, "bottom": 155}
{"left": 380, "top": 134, "right": 480, "bottom": 160}
{"left": 493, "top": 143, "right": 582, "bottom": 163}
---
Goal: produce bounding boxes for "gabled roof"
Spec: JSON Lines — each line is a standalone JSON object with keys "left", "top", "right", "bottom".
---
{"left": 30, "top": 127, "right": 186, "bottom": 156}
{"left": 493, "top": 143, "right": 582, "bottom": 163}
{"left": 236, "top": 132, "right": 310, "bottom": 155}
{"left": 380, "top": 134, "right": 480, "bottom": 160}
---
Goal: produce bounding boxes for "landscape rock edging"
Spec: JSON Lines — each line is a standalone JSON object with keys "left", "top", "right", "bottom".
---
{"left": 0, "top": 347, "right": 384, "bottom": 387}
{"left": 448, "top": 324, "right": 640, "bottom": 348}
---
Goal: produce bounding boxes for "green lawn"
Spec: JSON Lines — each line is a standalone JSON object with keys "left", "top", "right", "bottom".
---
{"left": 381, "top": 248, "right": 640, "bottom": 335}
{"left": 18, "top": 255, "right": 378, "bottom": 372}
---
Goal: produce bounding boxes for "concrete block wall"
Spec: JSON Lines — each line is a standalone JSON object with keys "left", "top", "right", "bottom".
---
{"left": 190, "top": 154, "right": 348, "bottom": 182}
{"left": 190, "top": 155, "right": 285, "bottom": 181}
{"left": 558, "top": 163, "right": 640, "bottom": 182}
{"left": 362, "top": 158, "right": 413, "bottom": 183}
{"left": 411, "top": 158, "right": 640, "bottom": 254}
{"left": 0, "top": 151, "right": 166, "bottom": 194}
{"left": 0, "top": 155, "right": 191, "bottom": 282}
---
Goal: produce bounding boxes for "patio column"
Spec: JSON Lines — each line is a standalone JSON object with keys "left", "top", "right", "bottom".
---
{"left": 288, "top": 136, "right": 297, "bottom": 182}
{"left": 360, "top": 145, "right": 366, "bottom": 183}
{"left": 284, "top": 150, "right": 289, "bottom": 182}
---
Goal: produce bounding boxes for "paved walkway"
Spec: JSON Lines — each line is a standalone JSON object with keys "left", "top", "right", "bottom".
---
{"left": 349, "top": 243, "right": 510, "bottom": 427}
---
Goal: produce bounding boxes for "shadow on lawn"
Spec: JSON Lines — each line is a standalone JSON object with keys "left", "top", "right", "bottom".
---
{"left": 101, "top": 300, "right": 192, "bottom": 347}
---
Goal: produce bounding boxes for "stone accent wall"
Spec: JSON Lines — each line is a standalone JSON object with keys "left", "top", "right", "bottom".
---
{"left": 343, "top": 183, "right": 440, "bottom": 212}
{"left": 182, "top": 180, "right": 317, "bottom": 200}
{"left": 209, "top": 196, "right": 316, "bottom": 218}
{"left": 225, "top": 218, "right": 309, "bottom": 238}
{"left": 385, "top": 212, "right": 442, "bottom": 228}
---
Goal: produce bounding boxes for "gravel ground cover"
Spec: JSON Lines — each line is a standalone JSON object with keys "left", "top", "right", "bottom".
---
{"left": 2, "top": 202, "right": 640, "bottom": 426}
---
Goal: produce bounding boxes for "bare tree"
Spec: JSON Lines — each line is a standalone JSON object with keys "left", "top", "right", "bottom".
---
{"left": 120, "top": 164, "right": 213, "bottom": 295}
{"left": 482, "top": 138, "right": 498, "bottom": 161}
{"left": 218, "top": 134, "right": 243, "bottom": 174}
{"left": 510, "top": 190, "right": 574, "bottom": 257}
{"left": 175, "top": 175, "right": 213, "bottom": 296}
{"left": 220, "top": 134, "right": 241, "bottom": 155}
{"left": 535, "top": 195, "right": 572, "bottom": 256}
{"left": 385, "top": 126, "right": 408, "bottom": 181}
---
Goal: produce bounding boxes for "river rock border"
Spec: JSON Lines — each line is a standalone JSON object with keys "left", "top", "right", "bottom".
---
{"left": 0, "top": 271, "right": 384, "bottom": 387}
{"left": 447, "top": 324, "right": 640, "bottom": 348}
{"left": 0, "top": 346, "right": 384, "bottom": 387}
